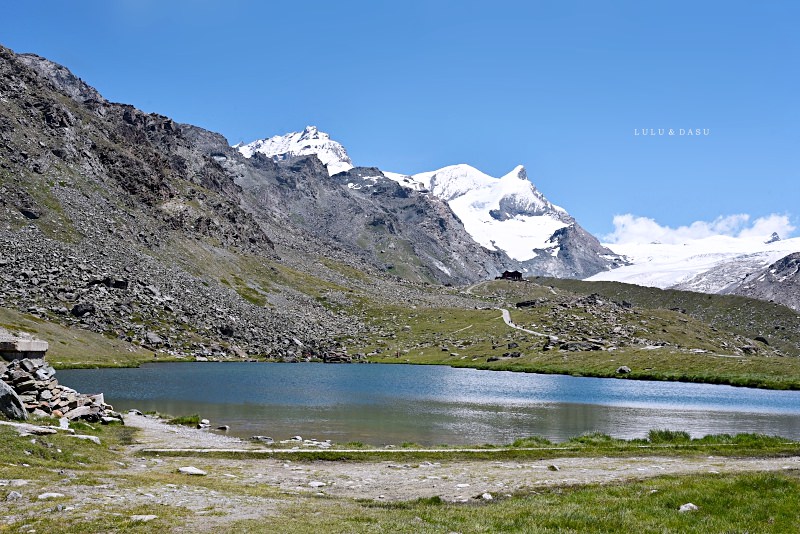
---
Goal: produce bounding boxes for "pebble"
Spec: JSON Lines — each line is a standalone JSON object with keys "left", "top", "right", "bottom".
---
{"left": 178, "top": 466, "right": 207, "bottom": 476}
{"left": 37, "top": 492, "right": 65, "bottom": 500}
{"left": 131, "top": 515, "right": 158, "bottom": 522}
{"left": 308, "top": 481, "right": 326, "bottom": 488}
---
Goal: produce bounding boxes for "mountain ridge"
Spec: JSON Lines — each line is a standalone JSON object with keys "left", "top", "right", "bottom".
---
{"left": 239, "top": 127, "right": 626, "bottom": 278}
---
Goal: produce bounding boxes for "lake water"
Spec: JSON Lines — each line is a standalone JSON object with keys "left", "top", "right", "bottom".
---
{"left": 57, "top": 363, "right": 800, "bottom": 445}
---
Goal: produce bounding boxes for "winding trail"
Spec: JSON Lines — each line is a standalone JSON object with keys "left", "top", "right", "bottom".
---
{"left": 497, "top": 307, "right": 553, "bottom": 339}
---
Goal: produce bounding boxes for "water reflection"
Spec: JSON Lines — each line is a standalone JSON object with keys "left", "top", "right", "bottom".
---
{"left": 58, "top": 362, "right": 800, "bottom": 445}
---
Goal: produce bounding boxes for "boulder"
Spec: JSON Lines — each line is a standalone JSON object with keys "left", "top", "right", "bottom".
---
{"left": 70, "top": 302, "right": 95, "bottom": 317}
{"left": 616, "top": 366, "right": 632, "bottom": 374}
{"left": 145, "top": 332, "right": 163, "bottom": 345}
{"left": 0, "top": 380, "right": 27, "bottom": 420}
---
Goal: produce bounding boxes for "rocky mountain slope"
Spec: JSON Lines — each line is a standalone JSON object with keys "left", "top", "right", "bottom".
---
{"left": 723, "top": 252, "right": 800, "bottom": 311}
{"left": 200, "top": 130, "right": 510, "bottom": 285}
{"left": 239, "top": 129, "right": 627, "bottom": 279}
{"left": 0, "top": 45, "right": 367, "bottom": 360}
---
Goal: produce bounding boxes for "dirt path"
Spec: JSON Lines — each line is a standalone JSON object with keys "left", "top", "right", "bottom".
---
{"left": 498, "top": 307, "right": 552, "bottom": 338}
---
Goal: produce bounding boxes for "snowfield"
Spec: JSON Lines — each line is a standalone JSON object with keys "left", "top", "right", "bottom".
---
{"left": 587, "top": 236, "right": 800, "bottom": 292}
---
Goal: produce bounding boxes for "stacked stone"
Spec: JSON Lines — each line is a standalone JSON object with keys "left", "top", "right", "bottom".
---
{"left": 0, "top": 358, "right": 121, "bottom": 423}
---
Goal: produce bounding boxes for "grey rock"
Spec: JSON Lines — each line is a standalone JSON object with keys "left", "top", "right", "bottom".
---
{"left": 6, "top": 490, "right": 23, "bottom": 501}
{"left": 145, "top": 332, "right": 163, "bottom": 345}
{"left": 616, "top": 366, "right": 632, "bottom": 374}
{"left": 178, "top": 466, "right": 207, "bottom": 476}
{"left": 0, "top": 380, "right": 27, "bottom": 420}
{"left": 723, "top": 252, "right": 800, "bottom": 312}
{"left": 70, "top": 434, "right": 101, "bottom": 445}
{"left": 69, "top": 302, "right": 95, "bottom": 317}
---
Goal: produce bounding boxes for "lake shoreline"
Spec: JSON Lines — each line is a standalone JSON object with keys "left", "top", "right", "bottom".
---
{"left": 54, "top": 355, "right": 800, "bottom": 391}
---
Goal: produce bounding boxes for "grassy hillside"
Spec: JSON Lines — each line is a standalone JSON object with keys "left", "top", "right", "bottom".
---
{"left": 357, "top": 279, "right": 800, "bottom": 389}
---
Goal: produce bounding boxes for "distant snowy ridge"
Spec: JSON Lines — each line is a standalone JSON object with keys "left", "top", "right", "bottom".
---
{"left": 587, "top": 236, "right": 800, "bottom": 293}
{"left": 385, "top": 164, "right": 573, "bottom": 261}
{"left": 235, "top": 126, "right": 353, "bottom": 176}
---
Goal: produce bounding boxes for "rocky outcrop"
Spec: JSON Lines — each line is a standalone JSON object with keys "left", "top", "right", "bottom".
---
{"left": 0, "top": 357, "right": 119, "bottom": 422}
{"left": 0, "top": 329, "right": 119, "bottom": 422}
{"left": 17, "top": 53, "right": 107, "bottom": 104}
{"left": 523, "top": 224, "right": 628, "bottom": 278}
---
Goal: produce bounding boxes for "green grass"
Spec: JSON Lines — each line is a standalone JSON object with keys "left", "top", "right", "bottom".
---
{"left": 534, "top": 277, "right": 800, "bottom": 357}
{"left": 0, "top": 307, "right": 159, "bottom": 369}
{"left": 227, "top": 471, "right": 800, "bottom": 533}
{"left": 140, "top": 432, "right": 800, "bottom": 462}
{"left": 648, "top": 429, "right": 691, "bottom": 444}
{"left": 357, "top": 283, "right": 800, "bottom": 390}
{"left": 1, "top": 420, "right": 798, "bottom": 532}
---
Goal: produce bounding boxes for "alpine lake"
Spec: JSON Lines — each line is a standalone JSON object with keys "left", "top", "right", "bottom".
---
{"left": 58, "top": 362, "right": 800, "bottom": 446}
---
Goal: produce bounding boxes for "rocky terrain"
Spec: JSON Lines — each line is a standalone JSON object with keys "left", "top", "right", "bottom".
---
{"left": 0, "top": 45, "right": 396, "bottom": 359}
{"left": 724, "top": 252, "right": 800, "bottom": 312}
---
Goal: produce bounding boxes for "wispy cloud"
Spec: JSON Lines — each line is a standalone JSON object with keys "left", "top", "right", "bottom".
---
{"left": 604, "top": 213, "right": 795, "bottom": 244}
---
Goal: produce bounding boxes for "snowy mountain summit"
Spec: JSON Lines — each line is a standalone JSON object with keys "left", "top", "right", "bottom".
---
{"left": 235, "top": 126, "right": 353, "bottom": 176}
{"left": 386, "top": 164, "right": 573, "bottom": 261}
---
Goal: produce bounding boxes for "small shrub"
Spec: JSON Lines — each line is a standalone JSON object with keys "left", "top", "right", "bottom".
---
{"left": 648, "top": 429, "right": 691, "bottom": 444}
{"left": 568, "top": 431, "right": 616, "bottom": 445}
{"left": 167, "top": 414, "right": 200, "bottom": 427}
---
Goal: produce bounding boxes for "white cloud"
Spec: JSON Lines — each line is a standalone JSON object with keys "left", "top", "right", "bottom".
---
{"left": 605, "top": 213, "right": 795, "bottom": 244}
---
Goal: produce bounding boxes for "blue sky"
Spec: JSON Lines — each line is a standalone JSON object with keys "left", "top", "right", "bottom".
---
{"left": 2, "top": 1, "right": 798, "bottom": 240}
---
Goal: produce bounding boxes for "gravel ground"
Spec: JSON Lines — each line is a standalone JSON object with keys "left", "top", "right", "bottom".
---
{"left": 2, "top": 415, "right": 798, "bottom": 532}
{"left": 123, "top": 414, "right": 800, "bottom": 503}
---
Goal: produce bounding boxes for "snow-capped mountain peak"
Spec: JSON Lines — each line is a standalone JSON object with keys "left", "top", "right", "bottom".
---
{"left": 385, "top": 163, "right": 573, "bottom": 261}
{"left": 235, "top": 126, "right": 353, "bottom": 176}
